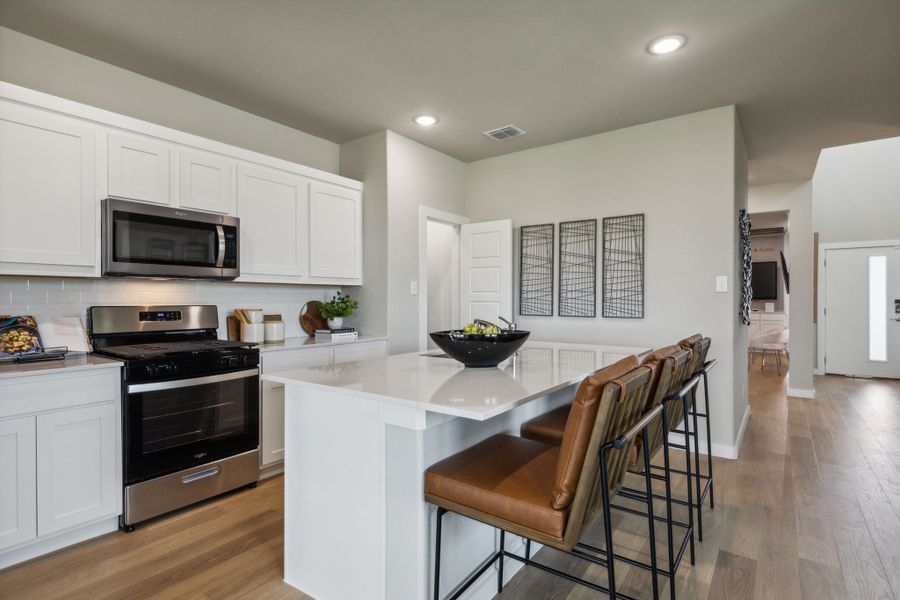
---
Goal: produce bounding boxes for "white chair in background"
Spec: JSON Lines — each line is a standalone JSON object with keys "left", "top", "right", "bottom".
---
{"left": 749, "top": 328, "right": 790, "bottom": 375}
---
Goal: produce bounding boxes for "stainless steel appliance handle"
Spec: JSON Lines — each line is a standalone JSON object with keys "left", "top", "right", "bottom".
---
{"left": 216, "top": 225, "right": 226, "bottom": 268}
{"left": 127, "top": 368, "right": 258, "bottom": 393}
{"left": 181, "top": 467, "right": 219, "bottom": 484}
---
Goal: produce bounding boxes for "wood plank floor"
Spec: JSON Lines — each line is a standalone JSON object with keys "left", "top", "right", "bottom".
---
{"left": 1, "top": 360, "right": 899, "bottom": 600}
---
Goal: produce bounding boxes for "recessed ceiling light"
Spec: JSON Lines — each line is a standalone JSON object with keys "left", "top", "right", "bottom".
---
{"left": 413, "top": 114, "right": 439, "bottom": 126}
{"left": 648, "top": 34, "right": 686, "bottom": 55}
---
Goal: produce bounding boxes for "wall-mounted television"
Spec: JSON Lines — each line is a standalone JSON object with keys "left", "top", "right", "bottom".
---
{"left": 752, "top": 261, "right": 778, "bottom": 300}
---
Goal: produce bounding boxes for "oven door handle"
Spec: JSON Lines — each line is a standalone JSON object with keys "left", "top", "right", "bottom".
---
{"left": 215, "top": 225, "right": 226, "bottom": 268}
{"left": 127, "top": 368, "right": 258, "bottom": 393}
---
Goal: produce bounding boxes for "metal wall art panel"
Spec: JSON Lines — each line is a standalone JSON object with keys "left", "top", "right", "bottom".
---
{"left": 519, "top": 223, "right": 554, "bottom": 316}
{"left": 558, "top": 219, "right": 597, "bottom": 317}
{"left": 601, "top": 214, "right": 644, "bottom": 319}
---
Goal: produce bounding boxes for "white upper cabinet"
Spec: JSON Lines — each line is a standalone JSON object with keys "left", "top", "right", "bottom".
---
{"left": 177, "top": 149, "right": 236, "bottom": 214}
{"left": 35, "top": 403, "right": 117, "bottom": 537}
{"left": 0, "top": 417, "right": 36, "bottom": 552}
{"left": 308, "top": 182, "right": 362, "bottom": 281}
{"left": 108, "top": 133, "right": 172, "bottom": 205}
{"left": 0, "top": 102, "right": 96, "bottom": 274}
{"left": 237, "top": 164, "right": 309, "bottom": 281}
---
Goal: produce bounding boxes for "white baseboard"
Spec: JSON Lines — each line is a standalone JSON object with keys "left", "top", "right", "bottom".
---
{"left": 667, "top": 405, "right": 750, "bottom": 460}
{"left": 0, "top": 516, "right": 119, "bottom": 570}
{"left": 787, "top": 387, "right": 816, "bottom": 399}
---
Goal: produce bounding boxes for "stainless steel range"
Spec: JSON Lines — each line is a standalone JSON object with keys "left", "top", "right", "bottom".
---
{"left": 88, "top": 305, "right": 260, "bottom": 531}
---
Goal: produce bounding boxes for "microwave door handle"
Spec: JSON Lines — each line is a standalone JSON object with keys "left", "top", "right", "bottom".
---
{"left": 215, "top": 225, "right": 226, "bottom": 268}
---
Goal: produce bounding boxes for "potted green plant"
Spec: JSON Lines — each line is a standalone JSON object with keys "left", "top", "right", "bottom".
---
{"left": 319, "top": 291, "right": 359, "bottom": 329}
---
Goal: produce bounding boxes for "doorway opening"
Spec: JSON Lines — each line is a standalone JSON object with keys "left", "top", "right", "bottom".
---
{"left": 748, "top": 210, "right": 791, "bottom": 381}
{"left": 418, "top": 207, "right": 468, "bottom": 351}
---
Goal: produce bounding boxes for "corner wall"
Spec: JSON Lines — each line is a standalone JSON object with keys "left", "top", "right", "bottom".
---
{"left": 465, "top": 106, "right": 747, "bottom": 456}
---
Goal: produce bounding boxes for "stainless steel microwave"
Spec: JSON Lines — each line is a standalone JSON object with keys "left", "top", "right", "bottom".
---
{"left": 102, "top": 198, "right": 239, "bottom": 280}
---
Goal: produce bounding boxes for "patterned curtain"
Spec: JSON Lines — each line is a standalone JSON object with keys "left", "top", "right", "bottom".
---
{"left": 739, "top": 209, "right": 752, "bottom": 325}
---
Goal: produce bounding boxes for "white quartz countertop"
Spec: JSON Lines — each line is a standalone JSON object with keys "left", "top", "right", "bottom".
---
{"left": 263, "top": 340, "right": 651, "bottom": 420}
{"left": 0, "top": 353, "right": 122, "bottom": 380}
{"left": 254, "top": 335, "right": 388, "bottom": 353}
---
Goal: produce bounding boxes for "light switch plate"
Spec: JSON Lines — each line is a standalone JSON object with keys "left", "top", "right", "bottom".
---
{"left": 715, "top": 275, "right": 728, "bottom": 293}
{"left": 410, "top": 280, "right": 418, "bottom": 296}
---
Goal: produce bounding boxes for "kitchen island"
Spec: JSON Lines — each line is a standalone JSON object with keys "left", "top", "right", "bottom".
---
{"left": 263, "top": 340, "right": 651, "bottom": 600}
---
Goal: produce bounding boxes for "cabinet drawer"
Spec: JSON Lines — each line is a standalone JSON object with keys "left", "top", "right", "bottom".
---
{"left": 0, "top": 370, "right": 120, "bottom": 419}
{"left": 261, "top": 347, "right": 333, "bottom": 373}
{"left": 333, "top": 341, "right": 387, "bottom": 364}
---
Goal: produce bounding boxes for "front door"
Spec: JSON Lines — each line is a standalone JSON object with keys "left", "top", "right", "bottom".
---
{"left": 824, "top": 245, "right": 900, "bottom": 378}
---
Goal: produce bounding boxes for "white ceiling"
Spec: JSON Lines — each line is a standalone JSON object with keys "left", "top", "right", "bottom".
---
{"left": 1, "top": 0, "right": 898, "bottom": 184}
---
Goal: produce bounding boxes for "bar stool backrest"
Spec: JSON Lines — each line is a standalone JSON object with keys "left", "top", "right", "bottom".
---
{"left": 559, "top": 366, "right": 653, "bottom": 548}
{"left": 645, "top": 347, "right": 691, "bottom": 455}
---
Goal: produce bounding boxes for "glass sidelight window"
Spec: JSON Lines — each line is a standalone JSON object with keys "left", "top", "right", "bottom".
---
{"left": 869, "top": 255, "right": 887, "bottom": 361}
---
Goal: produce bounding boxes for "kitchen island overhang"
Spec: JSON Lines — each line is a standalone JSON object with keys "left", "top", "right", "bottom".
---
{"left": 264, "top": 341, "right": 651, "bottom": 600}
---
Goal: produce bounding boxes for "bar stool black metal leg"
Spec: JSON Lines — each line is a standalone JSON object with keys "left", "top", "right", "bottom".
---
{"left": 690, "top": 389, "right": 704, "bottom": 542}
{"left": 642, "top": 424, "right": 660, "bottom": 600}
{"left": 434, "top": 507, "right": 446, "bottom": 600}
{"left": 682, "top": 394, "right": 696, "bottom": 565}
{"left": 702, "top": 370, "right": 715, "bottom": 509}
{"left": 661, "top": 405, "right": 676, "bottom": 600}
{"left": 498, "top": 530, "right": 505, "bottom": 593}
{"left": 525, "top": 539, "right": 531, "bottom": 560}
{"left": 599, "top": 446, "right": 618, "bottom": 599}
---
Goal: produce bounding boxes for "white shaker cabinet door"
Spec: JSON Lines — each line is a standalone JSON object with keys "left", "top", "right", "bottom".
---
{"left": 237, "top": 164, "right": 309, "bottom": 280}
{"left": 108, "top": 133, "right": 172, "bottom": 205}
{"left": 178, "top": 149, "right": 236, "bottom": 214}
{"left": 259, "top": 347, "right": 333, "bottom": 466}
{"left": 0, "top": 102, "right": 96, "bottom": 270}
{"left": 0, "top": 417, "right": 37, "bottom": 552}
{"left": 308, "top": 182, "right": 362, "bottom": 280}
{"left": 36, "top": 404, "right": 118, "bottom": 536}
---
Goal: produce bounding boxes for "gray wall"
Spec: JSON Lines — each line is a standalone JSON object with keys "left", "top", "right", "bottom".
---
{"left": 748, "top": 180, "right": 815, "bottom": 393}
{"left": 340, "top": 132, "right": 389, "bottom": 335}
{"left": 0, "top": 26, "right": 340, "bottom": 173}
{"left": 813, "top": 136, "right": 900, "bottom": 244}
{"left": 385, "top": 131, "right": 467, "bottom": 354}
{"left": 465, "top": 106, "right": 747, "bottom": 455}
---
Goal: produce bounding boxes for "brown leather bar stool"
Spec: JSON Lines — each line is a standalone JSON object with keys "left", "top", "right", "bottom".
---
{"left": 425, "top": 357, "right": 660, "bottom": 600}
{"left": 522, "top": 345, "right": 697, "bottom": 599}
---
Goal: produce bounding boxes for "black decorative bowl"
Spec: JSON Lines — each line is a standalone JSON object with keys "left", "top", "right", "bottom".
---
{"left": 429, "top": 330, "right": 530, "bottom": 368}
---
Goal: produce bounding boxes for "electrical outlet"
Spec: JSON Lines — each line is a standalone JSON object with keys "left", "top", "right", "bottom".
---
{"left": 410, "top": 280, "right": 418, "bottom": 296}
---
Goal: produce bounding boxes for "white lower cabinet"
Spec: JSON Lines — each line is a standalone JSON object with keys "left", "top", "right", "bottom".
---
{"left": 0, "top": 367, "right": 121, "bottom": 567}
{"left": 36, "top": 404, "right": 118, "bottom": 536}
{"left": 259, "top": 341, "right": 387, "bottom": 468}
{"left": 260, "top": 347, "right": 333, "bottom": 467}
{"left": 0, "top": 417, "right": 37, "bottom": 552}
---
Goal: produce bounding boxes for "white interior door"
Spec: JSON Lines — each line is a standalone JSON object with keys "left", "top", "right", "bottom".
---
{"left": 825, "top": 245, "right": 900, "bottom": 378}
{"left": 459, "top": 219, "right": 512, "bottom": 326}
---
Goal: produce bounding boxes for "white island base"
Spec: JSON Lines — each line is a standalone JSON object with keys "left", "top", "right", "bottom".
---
{"left": 266, "top": 342, "right": 650, "bottom": 600}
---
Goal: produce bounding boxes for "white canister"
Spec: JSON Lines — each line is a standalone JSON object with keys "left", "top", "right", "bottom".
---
{"left": 242, "top": 309, "right": 264, "bottom": 324}
{"left": 264, "top": 321, "right": 285, "bottom": 342}
{"left": 241, "top": 322, "right": 265, "bottom": 343}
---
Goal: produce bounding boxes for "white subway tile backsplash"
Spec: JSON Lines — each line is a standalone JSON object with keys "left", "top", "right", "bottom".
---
{"left": 0, "top": 276, "right": 339, "bottom": 340}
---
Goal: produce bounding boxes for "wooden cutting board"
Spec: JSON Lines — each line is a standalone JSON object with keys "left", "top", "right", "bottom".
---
{"left": 299, "top": 301, "right": 327, "bottom": 336}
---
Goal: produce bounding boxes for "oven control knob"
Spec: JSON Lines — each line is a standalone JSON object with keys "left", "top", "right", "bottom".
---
{"left": 156, "top": 362, "right": 176, "bottom": 375}
{"left": 145, "top": 364, "right": 158, "bottom": 376}
{"left": 221, "top": 356, "right": 239, "bottom": 369}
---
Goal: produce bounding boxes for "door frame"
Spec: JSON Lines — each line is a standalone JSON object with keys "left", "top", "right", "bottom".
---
{"left": 816, "top": 239, "right": 900, "bottom": 376}
{"left": 418, "top": 206, "right": 469, "bottom": 352}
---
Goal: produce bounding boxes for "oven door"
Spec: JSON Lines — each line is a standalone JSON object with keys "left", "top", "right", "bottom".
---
{"left": 102, "top": 198, "right": 239, "bottom": 279}
{"left": 124, "top": 368, "right": 259, "bottom": 484}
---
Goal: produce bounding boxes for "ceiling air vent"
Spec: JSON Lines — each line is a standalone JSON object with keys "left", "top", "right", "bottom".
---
{"left": 483, "top": 125, "right": 526, "bottom": 141}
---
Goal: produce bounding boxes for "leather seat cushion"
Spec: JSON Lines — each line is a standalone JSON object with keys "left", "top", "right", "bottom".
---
{"left": 425, "top": 434, "right": 566, "bottom": 539}
{"left": 520, "top": 404, "right": 569, "bottom": 445}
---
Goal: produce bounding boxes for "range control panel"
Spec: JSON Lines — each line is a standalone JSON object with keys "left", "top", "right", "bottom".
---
{"left": 139, "top": 310, "right": 183, "bottom": 322}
